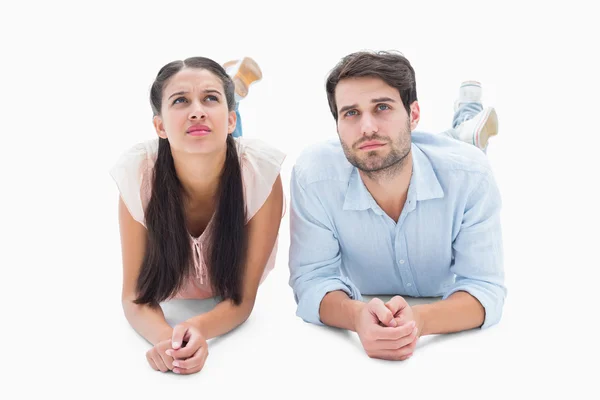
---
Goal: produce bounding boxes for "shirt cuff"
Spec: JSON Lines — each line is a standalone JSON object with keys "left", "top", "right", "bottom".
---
{"left": 443, "top": 282, "right": 506, "bottom": 329}
{"left": 296, "top": 277, "right": 362, "bottom": 326}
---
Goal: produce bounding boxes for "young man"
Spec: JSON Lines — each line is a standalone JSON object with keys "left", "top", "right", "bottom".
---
{"left": 288, "top": 51, "right": 505, "bottom": 361}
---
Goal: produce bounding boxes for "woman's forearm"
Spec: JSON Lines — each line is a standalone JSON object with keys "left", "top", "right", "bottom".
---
{"left": 122, "top": 300, "right": 173, "bottom": 345}
{"left": 187, "top": 300, "right": 254, "bottom": 340}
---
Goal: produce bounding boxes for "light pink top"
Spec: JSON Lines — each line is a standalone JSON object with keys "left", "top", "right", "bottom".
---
{"left": 110, "top": 137, "right": 286, "bottom": 300}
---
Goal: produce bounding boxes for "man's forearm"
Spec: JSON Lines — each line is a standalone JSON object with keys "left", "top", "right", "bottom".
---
{"left": 413, "top": 291, "right": 485, "bottom": 336}
{"left": 319, "top": 290, "right": 364, "bottom": 331}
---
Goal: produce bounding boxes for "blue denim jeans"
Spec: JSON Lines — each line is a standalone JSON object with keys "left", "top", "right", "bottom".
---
{"left": 440, "top": 102, "right": 487, "bottom": 152}
{"left": 232, "top": 103, "right": 243, "bottom": 138}
{"left": 450, "top": 102, "right": 483, "bottom": 131}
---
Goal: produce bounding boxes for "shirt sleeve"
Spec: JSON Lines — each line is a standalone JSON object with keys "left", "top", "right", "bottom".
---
{"left": 288, "top": 166, "right": 362, "bottom": 325}
{"left": 238, "top": 137, "right": 286, "bottom": 223}
{"left": 443, "top": 171, "right": 506, "bottom": 329}
{"left": 108, "top": 141, "right": 153, "bottom": 227}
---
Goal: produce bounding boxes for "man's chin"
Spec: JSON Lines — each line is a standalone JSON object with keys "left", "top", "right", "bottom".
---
{"left": 357, "top": 162, "right": 386, "bottom": 173}
{"left": 359, "top": 155, "right": 386, "bottom": 170}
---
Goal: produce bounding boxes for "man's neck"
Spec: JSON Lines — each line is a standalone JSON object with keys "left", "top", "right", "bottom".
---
{"left": 359, "top": 150, "right": 413, "bottom": 223}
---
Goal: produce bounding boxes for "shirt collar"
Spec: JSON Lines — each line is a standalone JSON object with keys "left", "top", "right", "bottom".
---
{"left": 410, "top": 143, "right": 444, "bottom": 202}
{"left": 343, "top": 143, "right": 444, "bottom": 212}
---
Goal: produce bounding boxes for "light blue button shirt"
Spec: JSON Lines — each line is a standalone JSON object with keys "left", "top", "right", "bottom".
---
{"left": 288, "top": 132, "right": 506, "bottom": 329}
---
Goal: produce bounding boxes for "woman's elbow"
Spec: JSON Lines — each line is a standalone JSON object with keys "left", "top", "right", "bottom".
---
{"left": 121, "top": 295, "right": 144, "bottom": 319}
{"left": 238, "top": 296, "right": 257, "bottom": 321}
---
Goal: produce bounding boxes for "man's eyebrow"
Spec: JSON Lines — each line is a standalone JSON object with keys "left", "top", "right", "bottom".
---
{"left": 371, "top": 97, "right": 396, "bottom": 103}
{"left": 338, "top": 97, "right": 397, "bottom": 115}
{"left": 339, "top": 103, "right": 358, "bottom": 115}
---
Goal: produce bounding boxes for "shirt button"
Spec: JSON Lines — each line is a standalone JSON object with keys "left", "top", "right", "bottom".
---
{"left": 399, "top": 259, "right": 405, "bottom": 264}
{"left": 407, "top": 283, "right": 412, "bottom": 287}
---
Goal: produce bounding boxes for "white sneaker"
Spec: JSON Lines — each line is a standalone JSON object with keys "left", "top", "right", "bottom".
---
{"left": 454, "top": 107, "right": 498, "bottom": 149}
{"left": 454, "top": 80, "right": 482, "bottom": 112}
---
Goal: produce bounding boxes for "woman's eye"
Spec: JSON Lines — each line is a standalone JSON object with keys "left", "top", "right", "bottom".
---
{"left": 173, "top": 97, "right": 187, "bottom": 105}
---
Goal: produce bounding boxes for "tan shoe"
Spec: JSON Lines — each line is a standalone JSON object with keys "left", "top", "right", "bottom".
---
{"left": 223, "top": 57, "right": 263, "bottom": 99}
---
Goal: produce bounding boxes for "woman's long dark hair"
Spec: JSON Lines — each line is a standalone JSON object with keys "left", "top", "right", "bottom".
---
{"left": 134, "top": 57, "right": 247, "bottom": 306}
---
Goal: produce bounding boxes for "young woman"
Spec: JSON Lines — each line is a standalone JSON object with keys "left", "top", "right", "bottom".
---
{"left": 110, "top": 56, "right": 284, "bottom": 375}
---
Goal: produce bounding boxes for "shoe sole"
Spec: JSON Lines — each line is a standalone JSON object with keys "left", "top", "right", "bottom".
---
{"left": 475, "top": 107, "right": 498, "bottom": 148}
{"left": 226, "top": 57, "right": 262, "bottom": 98}
{"left": 460, "top": 80, "right": 481, "bottom": 89}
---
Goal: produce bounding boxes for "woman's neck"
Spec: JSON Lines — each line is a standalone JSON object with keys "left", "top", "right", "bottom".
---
{"left": 171, "top": 146, "right": 227, "bottom": 205}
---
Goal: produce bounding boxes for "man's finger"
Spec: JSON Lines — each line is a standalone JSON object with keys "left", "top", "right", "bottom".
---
{"left": 370, "top": 320, "right": 415, "bottom": 341}
{"left": 368, "top": 298, "right": 397, "bottom": 327}
{"left": 385, "top": 296, "right": 408, "bottom": 316}
{"left": 371, "top": 344, "right": 416, "bottom": 361}
{"left": 376, "top": 327, "right": 419, "bottom": 350}
{"left": 394, "top": 315, "right": 412, "bottom": 327}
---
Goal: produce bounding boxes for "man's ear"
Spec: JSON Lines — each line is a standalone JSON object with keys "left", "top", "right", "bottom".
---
{"left": 409, "top": 101, "right": 420, "bottom": 131}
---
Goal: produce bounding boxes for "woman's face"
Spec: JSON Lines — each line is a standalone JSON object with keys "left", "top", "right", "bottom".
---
{"left": 153, "top": 67, "right": 236, "bottom": 155}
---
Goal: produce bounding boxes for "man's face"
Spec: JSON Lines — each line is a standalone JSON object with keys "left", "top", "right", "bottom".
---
{"left": 335, "top": 76, "right": 419, "bottom": 173}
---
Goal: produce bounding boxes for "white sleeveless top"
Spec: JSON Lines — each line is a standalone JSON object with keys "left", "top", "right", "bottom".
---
{"left": 110, "top": 137, "right": 286, "bottom": 299}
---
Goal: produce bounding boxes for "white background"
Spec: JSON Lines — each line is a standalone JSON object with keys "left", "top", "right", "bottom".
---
{"left": 2, "top": 0, "right": 599, "bottom": 398}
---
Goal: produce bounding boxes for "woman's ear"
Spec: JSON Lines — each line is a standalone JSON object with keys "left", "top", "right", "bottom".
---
{"left": 153, "top": 115, "right": 168, "bottom": 139}
{"left": 227, "top": 109, "right": 237, "bottom": 135}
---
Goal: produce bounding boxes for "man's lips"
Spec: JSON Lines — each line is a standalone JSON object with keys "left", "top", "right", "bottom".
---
{"left": 358, "top": 141, "right": 386, "bottom": 150}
